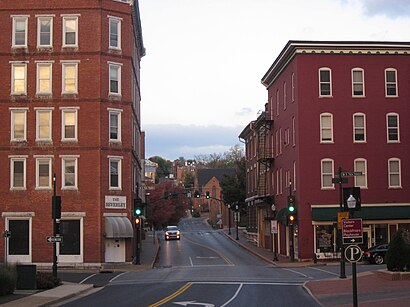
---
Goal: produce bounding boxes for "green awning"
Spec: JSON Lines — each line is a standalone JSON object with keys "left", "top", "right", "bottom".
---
{"left": 275, "top": 207, "right": 288, "bottom": 225}
{"left": 312, "top": 206, "right": 410, "bottom": 222}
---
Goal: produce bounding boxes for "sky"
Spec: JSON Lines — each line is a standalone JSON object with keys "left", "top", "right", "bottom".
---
{"left": 139, "top": 0, "right": 410, "bottom": 161}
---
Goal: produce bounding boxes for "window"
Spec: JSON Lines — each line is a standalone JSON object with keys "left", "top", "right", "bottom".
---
{"left": 8, "top": 219, "right": 30, "bottom": 256}
{"left": 291, "top": 73, "right": 295, "bottom": 102}
{"left": 293, "top": 161, "right": 296, "bottom": 191}
{"left": 12, "top": 16, "right": 28, "bottom": 47}
{"left": 59, "top": 220, "right": 81, "bottom": 255}
{"left": 10, "top": 157, "right": 26, "bottom": 189}
{"left": 109, "top": 17, "right": 121, "bottom": 49}
{"left": 353, "top": 113, "right": 366, "bottom": 142}
{"left": 283, "top": 82, "right": 287, "bottom": 110}
{"left": 37, "top": 16, "right": 53, "bottom": 47}
{"left": 10, "top": 108, "right": 27, "bottom": 141}
{"left": 279, "top": 128, "right": 282, "bottom": 154}
{"left": 108, "top": 108, "right": 122, "bottom": 142}
{"left": 386, "top": 113, "right": 399, "bottom": 142}
{"left": 319, "top": 68, "right": 332, "bottom": 97}
{"left": 321, "top": 159, "right": 334, "bottom": 189}
{"left": 11, "top": 63, "right": 27, "bottom": 95}
{"left": 292, "top": 116, "right": 296, "bottom": 146}
{"left": 352, "top": 68, "right": 365, "bottom": 97}
{"left": 36, "top": 157, "right": 52, "bottom": 189}
{"left": 315, "top": 225, "right": 335, "bottom": 254}
{"left": 36, "top": 109, "right": 52, "bottom": 141}
{"left": 388, "top": 158, "right": 401, "bottom": 188}
{"left": 61, "top": 62, "right": 78, "bottom": 94}
{"left": 276, "top": 90, "right": 279, "bottom": 116}
{"left": 385, "top": 69, "right": 398, "bottom": 97}
{"left": 61, "top": 156, "right": 78, "bottom": 189}
{"left": 62, "top": 16, "right": 78, "bottom": 47}
{"left": 354, "top": 158, "right": 367, "bottom": 188}
{"left": 36, "top": 62, "right": 52, "bottom": 94}
{"left": 109, "top": 63, "right": 122, "bottom": 95}
{"left": 109, "top": 156, "right": 122, "bottom": 189}
{"left": 61, "top": 108, "right": 78, "bottom": 141}
{"left": 320, "top": 113, "right": 333, "bottom": 143}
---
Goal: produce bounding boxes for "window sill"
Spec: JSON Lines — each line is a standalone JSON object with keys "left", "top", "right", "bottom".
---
{"left": 35, "top": 187, "right": 52, "bottom": 191}
{"left": 62, "top": 187, "right": 78, "bottom": 191}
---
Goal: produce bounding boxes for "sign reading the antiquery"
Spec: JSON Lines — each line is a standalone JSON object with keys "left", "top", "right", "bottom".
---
{"left": 105, "top": 196, "right": 126, "bottom": 209}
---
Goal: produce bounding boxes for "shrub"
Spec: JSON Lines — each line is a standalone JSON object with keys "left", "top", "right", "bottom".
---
{"left": 0, "top": 264, "right": 17, "bottom": 296}
{"left": 386, "top": 231, "right": 407, "bottom": 272}
{"left": 36, "top": 272, "right": 61, "bottom": 289}
{"left": 405, "top": 244, "right": 410, "bottom": 272}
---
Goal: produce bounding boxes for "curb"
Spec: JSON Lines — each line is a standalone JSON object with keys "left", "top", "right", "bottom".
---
{"left": 302, "top": 281, "right": 325, "bottom": 307}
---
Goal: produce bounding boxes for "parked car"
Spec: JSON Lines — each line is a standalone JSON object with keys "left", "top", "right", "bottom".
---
{"left": 362, "top": 244, "right": 388, "bottom": 264}
{"left": 165, "top": 226, "right": 181, "bottom": 240}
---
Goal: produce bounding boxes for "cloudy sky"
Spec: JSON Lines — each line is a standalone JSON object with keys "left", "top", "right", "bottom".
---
{"left": 139, "top": 0, "right": 410, "bottom": 160}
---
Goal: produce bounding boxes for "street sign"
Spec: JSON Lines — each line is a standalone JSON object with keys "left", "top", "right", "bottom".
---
{"left": 344, "top": 245, "right": 362, "bottom": 263}
{"left": 332, "top": 177, "right": 348, "bottom": 184}
{"left": 342, "top": 219, "right": 363, "bottom": 244}
{"left": 47, "top": 236, "right": 63, "bottom": 243}
{"left": 271, "top": 220, "right": 278, "bottom": 234}
{"left": 341, "top": 171, "right": 363, "bottom": 177}
{"left": 337, "top": 212, "right": 349, "bottom": 229}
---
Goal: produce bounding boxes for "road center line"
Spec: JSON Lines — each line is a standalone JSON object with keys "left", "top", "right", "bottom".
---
{"left": 148, "top": 282, "right": 192, "bottom": 307}
{"left": 308, "top": 266, "right": 340, "bottom": 276}
{"left": 220, "top": 283, "right": 243, "bottom": 307}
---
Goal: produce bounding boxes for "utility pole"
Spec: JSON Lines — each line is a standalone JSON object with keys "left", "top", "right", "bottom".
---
{"left": 289, "top": 180, "right": 295, "bottom": 262}
{"left": 338, "top": 167, "right": 347, "bottom": 279}
{"left": 52, "top": 174, "right": 58, "bottom": 278}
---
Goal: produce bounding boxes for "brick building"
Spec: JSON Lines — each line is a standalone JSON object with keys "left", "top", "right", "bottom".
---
{"left": 0, "top": 0, "right": 145, "bottom": 266}
{"left": 240, "top": 41, "right": 410, "bottom": 261}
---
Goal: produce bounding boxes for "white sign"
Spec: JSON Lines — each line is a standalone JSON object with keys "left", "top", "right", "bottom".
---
{"left": 344, "top": 245, "right": 362, "bottom": 263}
{"left": 271, "top": 220, "right": 278, "bottom": 234}
{"left": 105, "top": 196, "right": 126, "bottom": 209}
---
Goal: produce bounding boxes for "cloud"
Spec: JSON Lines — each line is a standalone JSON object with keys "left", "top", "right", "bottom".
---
{"left": 236, "top": 107, "right": 253, "bottom": 117}
{"left": 143, "top": 124, "right": 244, "bottom": 160}
{"left": 360, "top": 0, "right": 410, "bottom": 18}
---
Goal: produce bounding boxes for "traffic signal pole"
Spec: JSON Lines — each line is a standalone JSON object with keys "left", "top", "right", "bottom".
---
{"left": 338, "top": 167, "right": 347, "bottom": 279}
{"left": 52, "top": 174, "right": 58, "bottom": 278}
{"left": 288, "top": 180, "right": 295, "bottom": 262}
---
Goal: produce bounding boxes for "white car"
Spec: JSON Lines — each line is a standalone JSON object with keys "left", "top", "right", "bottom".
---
{"left": 165, "top": 226, "right": 180, "bottom": 240}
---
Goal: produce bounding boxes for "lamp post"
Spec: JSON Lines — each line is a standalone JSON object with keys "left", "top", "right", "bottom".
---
{"left": 346, "top": 194, "right": 358, "bottom": 307}
{"left": 227, "top": 204, "right": 231, "bottom": 235}
{"left": 235, "top": 203, "right": 239, "bottom": 240}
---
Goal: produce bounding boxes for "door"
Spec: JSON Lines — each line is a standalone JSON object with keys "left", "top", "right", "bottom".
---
{"left": 362, "top": 227, "right": 371, "bottom": 249}
{"left": 105, "top": 238, "right": 125, "bottom": 262}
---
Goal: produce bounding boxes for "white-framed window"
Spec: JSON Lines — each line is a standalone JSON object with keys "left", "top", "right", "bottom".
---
{"left": 283, "top": 82, "right": 287, "bottom": 110}
{"left": 9, "top": 156, "right": 27, "bottom": 190}
{"left": 354, "top": 158, "right": 367, "bottom": 188}
{"left": 11, "top": 62, "right": 27, "bottom": 95}
{"left": 321, "top": 158, "right": 334, "bottom": 189}
{"left": 276, "top": 90, "right": 279, "bottom": 116}
{"left": 320, "top": 113, "right": 333, "bottom": 143}
{"left": 352, "top": 68, "right": 365, "bottom": 97}
{"left": 109, "top": 16, "right": 122, "bottom": 50}
{"left": 61, "top": 155, "right": 79, "bottom": 189}
{"left": 12, "top": 16, "right": 28, "bottom": 48}
{"left": 319, "top": 68, "right": 332, "bottom": 97}
{"left": 276, "top": 170, "right": 279, "bottom": 195}
{"left": 279, "top": 168, "right": 283, "bottom": 195}
{"left": 108, "top": 108, "right": 122, "bottom": 142}
{"left": 275, "top": 130, "right": 279, "bottom": 156}
{"left": 279, "top": 128, "right": 282, "bottom": 154}
{"left": 292, "top": 116, "right": 296, "bottom": 146}
{"left": 293, "top": 161, "right": 296, "bottom": 191}
{"left": 35, "top": 156, "right": 52, "bottom": 189}
{"left": 37, "top": 16, "right": 53, "bottom": 48}
{"left": 62, "top": 15, "right": 78, "bottom": 47}
{"left": 61, "top": 61, "right": 78, "bottom": 94}
{"left": 61, "top": 108, "right": 78, "bottom": 141}
{"left": 10, "top": 108, "right": 27, "bottom": 141}
{"left": 109, "top": 156, "right": 122, "bottom": 189}
{"left": 353, "top": 113, "right": 366, "bottom": 143}
{"left": 35, "top": 108, "right": 53, "bottom": 141}
{"left": 291, "top": 72, "right": 295, "bottom": 102}
{"left": 36, "top": 62, "right": 53, "bottom": 95}
{"left": 386, "top": 113, "right": 399, "bottom": 142}
{"left": 388, "top": 158, "right": 401, "bottom": 188}
{"left": 109, "top": 62, "right": 122, "bottom": 95}
{"left": 385, "top": 68, "right": 398, "bottom": 97}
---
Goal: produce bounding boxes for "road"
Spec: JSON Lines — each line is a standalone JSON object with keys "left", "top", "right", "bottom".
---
{"left": 59, "top": 217, "right": 383, "bottom": 307}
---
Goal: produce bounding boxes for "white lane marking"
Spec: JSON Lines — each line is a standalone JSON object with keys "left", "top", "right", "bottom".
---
{"left": 308, "top": 266, "right": 340, "bottom": 276}
{"left": 189, "top": 256, "right": 194, "bottom": 267}
{"left": 79, "top": 273, "right": 97, "bottom": 284}
{"left": 220, "top": 283, "right": 243, "bottom": 307}
{"left": 282, "top": 268, "right": 311, "bottom": 278}
{"left": 109, "top": 271, "right": 128, "bottom": 283}
{"left": 196, "top": 256, "right": 219, "bottom": 259}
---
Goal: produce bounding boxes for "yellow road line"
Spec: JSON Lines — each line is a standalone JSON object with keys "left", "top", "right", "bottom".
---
{"left": 148, "top": 282, "right": 192, "bottom": 307}
{"left": 183, "top": 236, "right": 234, "bottom": 266}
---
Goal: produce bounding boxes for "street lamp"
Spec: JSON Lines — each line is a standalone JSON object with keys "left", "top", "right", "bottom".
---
{"left": 347, "top": 194, "right": 357, "bottom": 218}
{"left": 346, "top": 194, "right": 358, "bottom": 307}
{"left": 227, "top": 204, "right": 231, "bottom": 235}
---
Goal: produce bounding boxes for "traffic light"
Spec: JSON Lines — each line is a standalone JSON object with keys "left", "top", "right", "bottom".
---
{"left": 52, "top": 196, "right": 61, "bottom": 219}
{"left": 134, "top": 216, "right": 141, "bottom": 225}
{"left": 288, "top": 213, "right": 296, "bottom": 225}
{"left": 206, "top": 191, "right": 210, "bottom": 199}
{"left": 133, "top": 199, "right": 143, "bottom": 217}
{"left": 194, "top": 190, "right": 200, "bottom": 198}
{"left": 287, "top": 195, "right": 296, "bottom": 213}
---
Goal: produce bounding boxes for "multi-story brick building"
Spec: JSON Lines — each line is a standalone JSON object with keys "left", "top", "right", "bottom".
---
{"left": 241, "top": 41, "right": 410, "bottom": 261}
{"left": 0, "top": 0, "right": 144, "bottom": 266}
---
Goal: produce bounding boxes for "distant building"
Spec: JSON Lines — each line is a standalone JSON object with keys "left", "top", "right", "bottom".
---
{"left": 241, "top": 41, "right": 410, "bottom": 261}
{"left": 0, "top": 0, "right": 145, "bottom": 266}
{"left": 145, "top": 160, "right": 158, "bottom": 183}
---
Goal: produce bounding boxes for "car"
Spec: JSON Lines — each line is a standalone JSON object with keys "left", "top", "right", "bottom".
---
{"left": 362, "top": 244, "right": 389, "bottom": 264}
{"left": 165, "top": 226, "right": 181, "bottom": 240}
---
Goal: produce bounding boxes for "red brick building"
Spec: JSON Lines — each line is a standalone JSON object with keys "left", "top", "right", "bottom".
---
{"left": 241, "top": 41, "right": 410, "bottom": 261}
{"left": 0, "top": 0, "right": 145, "bottom": 266}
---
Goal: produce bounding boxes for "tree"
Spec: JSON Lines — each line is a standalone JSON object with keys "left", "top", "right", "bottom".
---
{"left": 149, "top": 156, "right": 172, "bottom": 182}
{"left": 194, "top": 145, "right": 245, "bottom": 169}
{"left": 386, "top": 231, "right": 408, "bottom": 272}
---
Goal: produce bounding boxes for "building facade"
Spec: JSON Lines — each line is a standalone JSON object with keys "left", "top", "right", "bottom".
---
{"left": 241, "top": 41, "right": 410, "bottom": 261}
{"left": 0, "top": 0, "right": 145, "bottom": 266}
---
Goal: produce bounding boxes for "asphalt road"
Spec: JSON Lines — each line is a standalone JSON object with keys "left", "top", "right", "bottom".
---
{"left": 59, "top": 217, "right": 384, "bottom": 307}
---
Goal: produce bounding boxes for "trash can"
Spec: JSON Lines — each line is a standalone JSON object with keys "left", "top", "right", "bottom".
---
{"left": 16, "top": 264, "right": 37, "bottom": 290}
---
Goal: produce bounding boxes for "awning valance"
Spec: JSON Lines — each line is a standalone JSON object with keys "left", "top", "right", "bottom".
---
{"left": 105, "top": 217, "right": 133, "bottom": 238}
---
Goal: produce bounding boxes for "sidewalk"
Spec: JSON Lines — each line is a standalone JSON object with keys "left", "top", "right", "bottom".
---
{"left": 0, "top": 231, "right": 160, "bottom": 307}
{"left": 221, "top": 227, "right": 410, "bottom": 306}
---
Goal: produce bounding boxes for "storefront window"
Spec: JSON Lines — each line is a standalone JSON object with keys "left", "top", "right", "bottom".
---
{"left": 399, "top": 224, "right": 410, "bottom": 244}
{"left": 375, "top": 224, "right": 388, "bottom": 245}
{"left": 315, "top": 225, "right": 334, "bottom": 253}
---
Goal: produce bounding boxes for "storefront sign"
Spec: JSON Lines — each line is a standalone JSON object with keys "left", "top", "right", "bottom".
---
{"left": 337, "top": 212, "right": 349, "bottom": 229}
{"left": 342, "top": 218, "right": 363, "bottom": 244}
{"left": 105, "top": 196, "right": 126, "bottom": 209}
